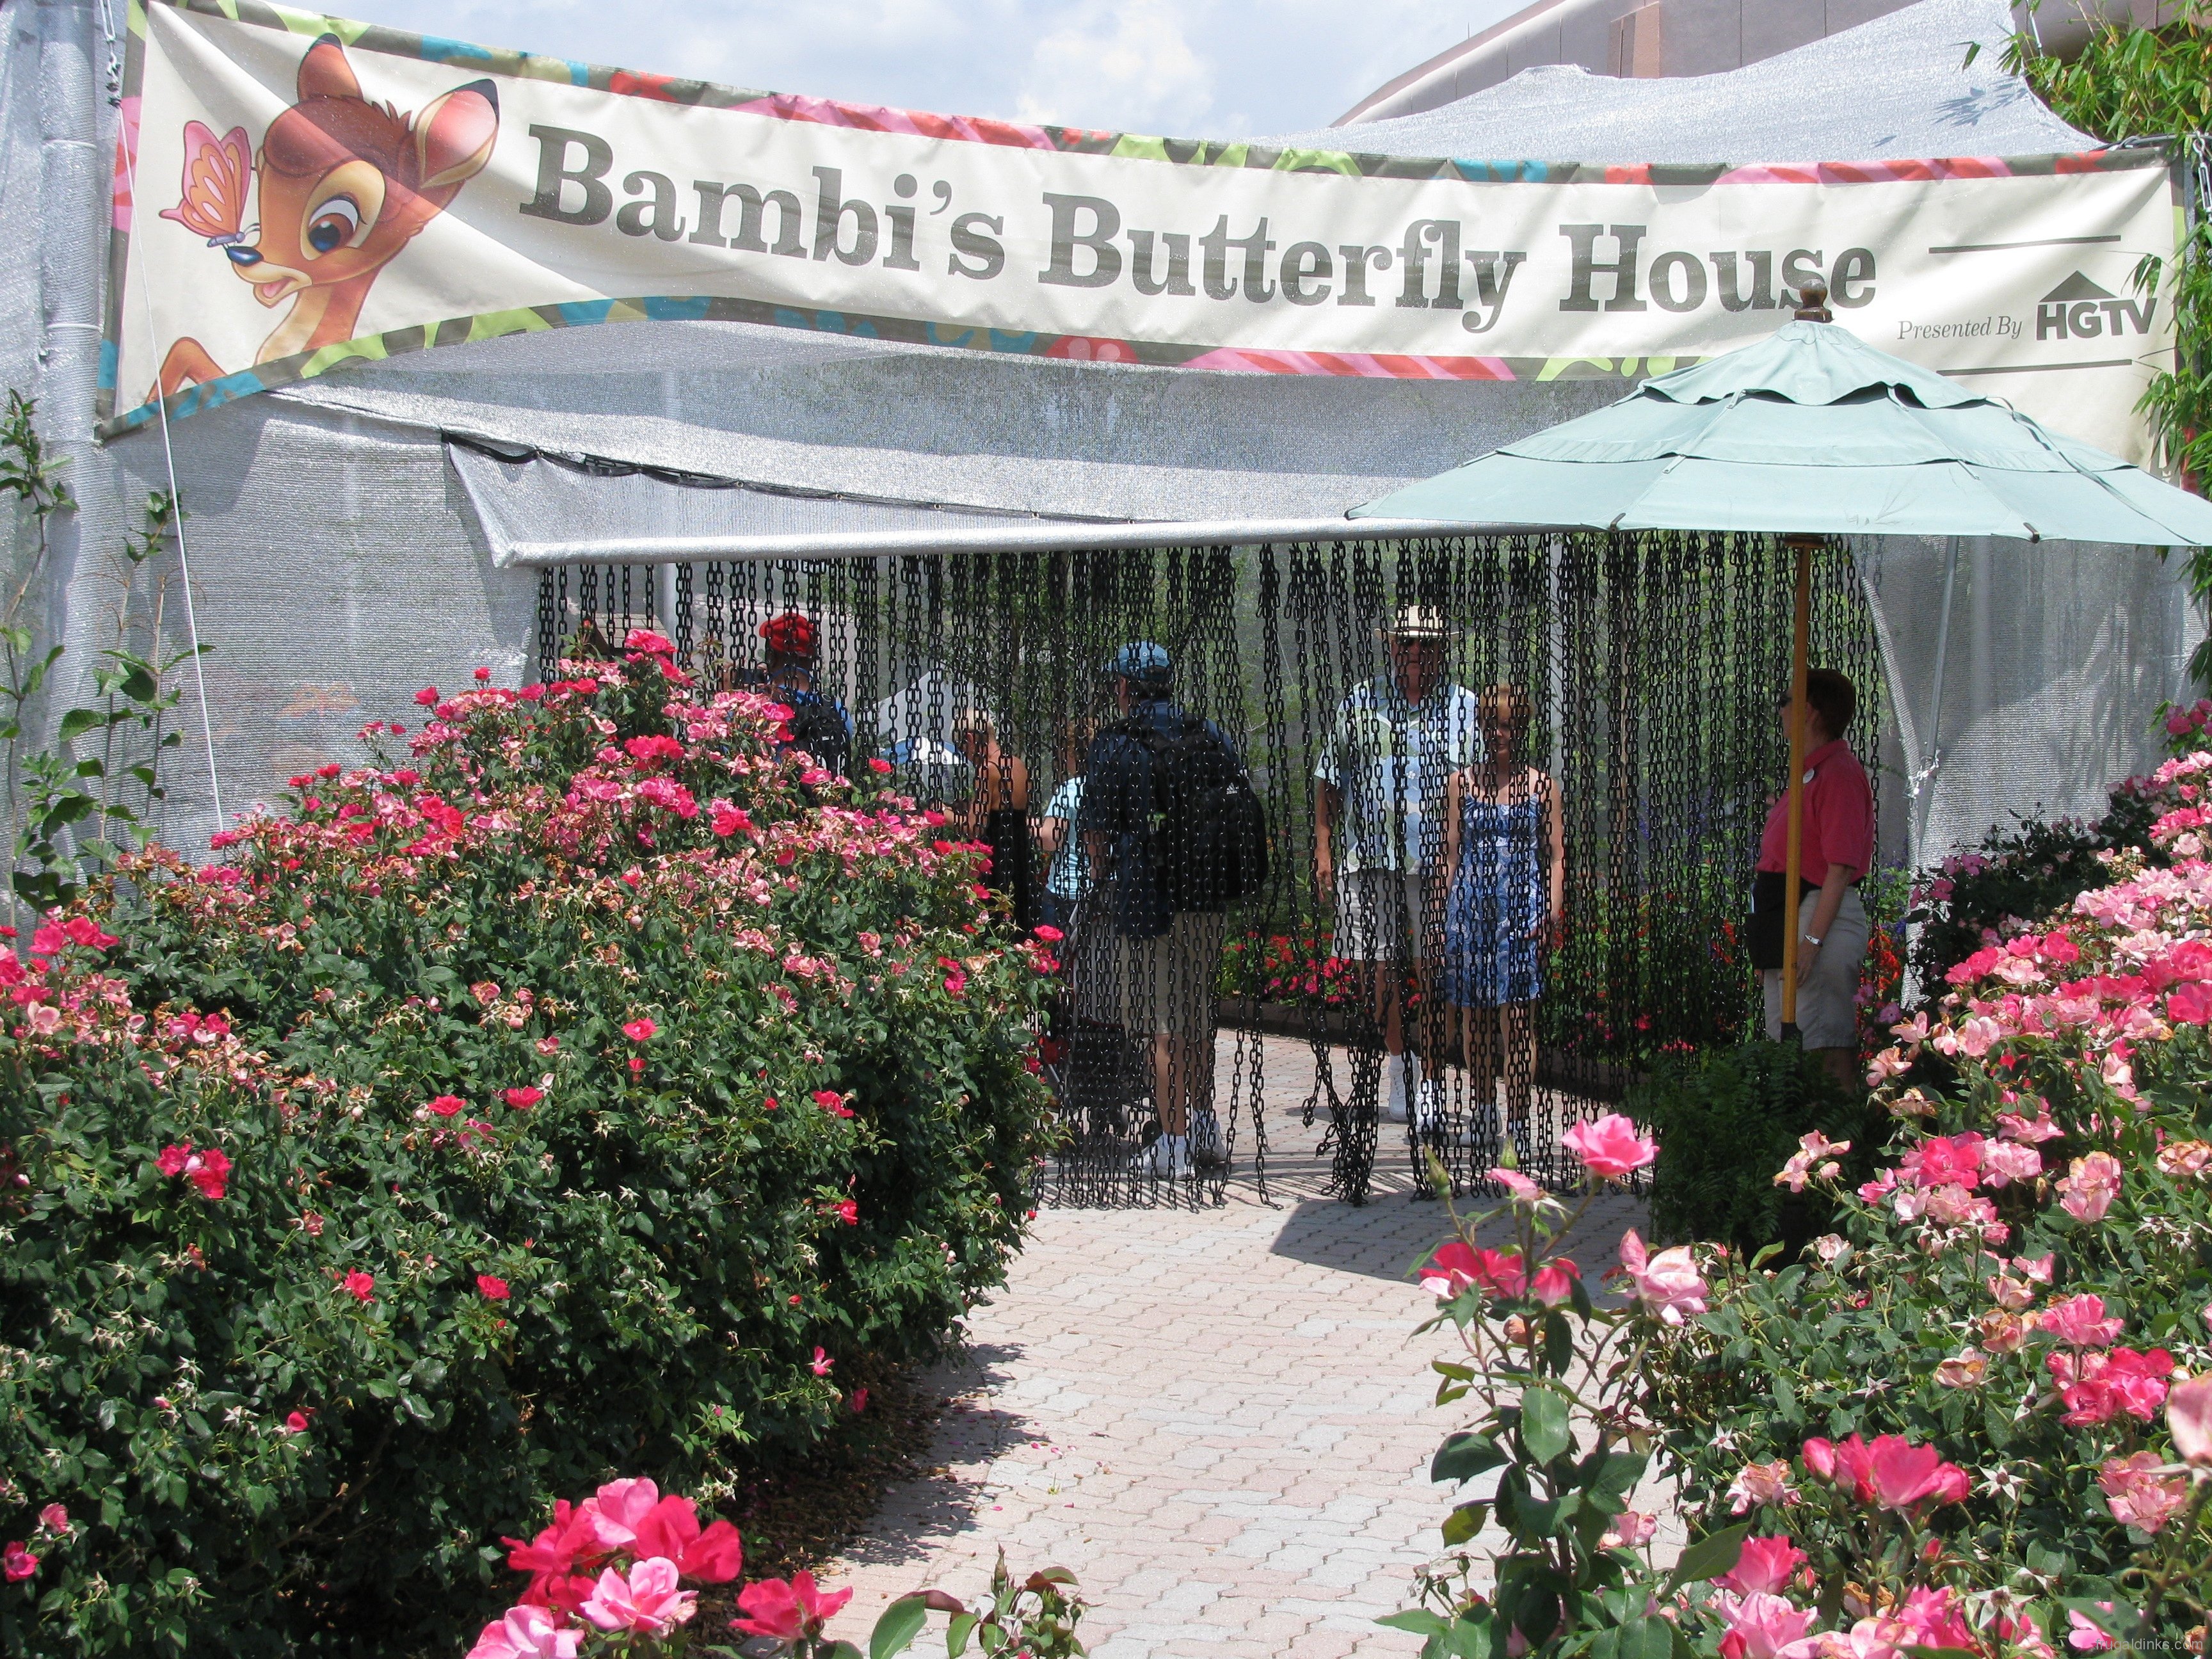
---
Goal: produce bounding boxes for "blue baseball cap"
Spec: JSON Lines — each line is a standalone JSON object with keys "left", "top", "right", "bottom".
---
{"left": 1103, "top": 641, "right": 1171, "bottom": 686}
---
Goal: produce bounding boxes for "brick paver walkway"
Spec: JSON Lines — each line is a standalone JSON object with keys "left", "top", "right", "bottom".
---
{"left": 819, "top": 1037, "right": 1661, "bottom": 1659}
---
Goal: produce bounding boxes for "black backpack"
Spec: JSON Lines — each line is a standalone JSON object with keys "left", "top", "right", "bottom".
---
{"left": 784, "top": 694, "right": 851, "bottom": 777}
{"left": 1115, "top": 713, "right": 1270, "bottom": 913}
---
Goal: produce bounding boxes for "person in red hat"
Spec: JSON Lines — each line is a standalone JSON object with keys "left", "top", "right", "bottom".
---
{"left": 758, "top": 611, "right": 852, "bottom": 775}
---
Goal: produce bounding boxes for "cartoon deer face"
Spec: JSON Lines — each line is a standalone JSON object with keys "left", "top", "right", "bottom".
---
{"left": 161, "top": 35, "right": 498, "bottom": 385}
{"left": 242, "top": 38, "right": 497, "bottom": 321}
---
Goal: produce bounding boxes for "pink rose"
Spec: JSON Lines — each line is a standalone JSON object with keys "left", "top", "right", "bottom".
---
{"left": 629, "top": 1495, "right": 743, "bottom": 1584}
{"left": 1531, "top": 1257, "right": 1580, "bottom": 1306}
{"left": 1617, "top": 1230, "right": 1709, "bottom": 1327}
{"left": 1811, "top": 1433, "right": 1969, "bottom": 1512}
{"left": 2038, "top": 1293, "right": 2124, "bottom": 1348}
{"left": 341, "top": 1270, "right": 374, "bottom": 1303}
{"left": 1713, "top": 1534, "right": 1807, "bottom": 1596}
{"left": 35, "top": 1505, "right": 67, "bottom": 1535}
{"left": 3, "top": 1542, "right": 36, "bottom": 1582}
{"left": 810, "top": 1347, "right": 834, "bottom": 1376}
{"left": 502, "top": 1087, "right": 543, "bottom": 1109}
{"left": 284, "top": 1411, "right": 310, "bottom": 1433}
{"left": 732, "top": 1570, "right": 853, "bottom": 1644}
{"left": 426, "top": 1094, "right": 466, "bottom": 1118}
{"left": 581, "top": 1556, "right": 697, "bottom": 1635}
{"left": 477, "top": 1274, "right": 511, "bottom": 1301}
{"left": 622, "top": 1018, "right": 657, "bottom": 1042}
{"left": 1562, "top": 1112, "right": 1657, "bottom": 1180}
{"left": 583, "top": 1478, "right": 662, "bottom": 1550}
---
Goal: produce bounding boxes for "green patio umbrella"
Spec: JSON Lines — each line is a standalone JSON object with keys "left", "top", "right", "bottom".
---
{"left": 1349, "top": 285, "right": 2212, "bottom": 1034}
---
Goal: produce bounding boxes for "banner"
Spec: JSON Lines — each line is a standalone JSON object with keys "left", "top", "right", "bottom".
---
{"left": 106, "top": 0, "right": 2181, "bottom": 462}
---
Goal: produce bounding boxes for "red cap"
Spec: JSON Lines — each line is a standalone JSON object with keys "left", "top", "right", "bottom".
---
{"left": 760, "top": 612, "right": 818, "bottom": 657}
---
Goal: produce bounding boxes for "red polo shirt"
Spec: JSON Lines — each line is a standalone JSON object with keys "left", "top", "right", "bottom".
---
{"left": 1757, "top": 737, "right": 1873, "bottom": 885}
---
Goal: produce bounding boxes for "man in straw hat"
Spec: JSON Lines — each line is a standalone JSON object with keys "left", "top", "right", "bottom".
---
{"left": 1315, "top": 603, "right": 1484, "bottom": 1125}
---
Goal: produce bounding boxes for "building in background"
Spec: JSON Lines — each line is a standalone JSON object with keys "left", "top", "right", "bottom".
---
{"left": 1336, "top": 0, "right": 2170, "bottom": 125}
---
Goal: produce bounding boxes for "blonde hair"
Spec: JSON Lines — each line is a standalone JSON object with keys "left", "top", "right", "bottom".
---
{"left": 951, "top": 707, "right": 996, "bottom": 748}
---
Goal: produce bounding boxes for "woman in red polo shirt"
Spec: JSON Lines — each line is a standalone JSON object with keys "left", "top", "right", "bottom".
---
{"left": 1756, "top": 668, "right": 1874, "bottom": 1082}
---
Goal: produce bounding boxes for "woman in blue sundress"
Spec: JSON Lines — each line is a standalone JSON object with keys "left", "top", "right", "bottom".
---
{"left": 1440, "top": 684, "right": 1564, "bottom": 1162}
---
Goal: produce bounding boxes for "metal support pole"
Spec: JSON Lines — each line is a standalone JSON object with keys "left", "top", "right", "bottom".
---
{"left": 1781, "top": 536, "right": 1815, "bottom": 1038}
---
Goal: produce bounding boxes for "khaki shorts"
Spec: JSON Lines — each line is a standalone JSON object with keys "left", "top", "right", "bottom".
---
{"left": 1762, "top": 889, "right": 1871, "bottom": 1050}
{"left": 1109, "top": 910, "right": 1229, "bottom": 1041}
{"left": 1335, "top": 869, "right": 1435, "bottom": 963}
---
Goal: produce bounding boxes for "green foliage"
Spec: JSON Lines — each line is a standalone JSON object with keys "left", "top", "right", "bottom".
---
{"left": 0, "top": 395, "right": 202, "bottom": 920}
{"left": 0, "top": 646, "right": 1055, "bottom": 1656}
{"left": 1628, "top": 1041, "right": 1876, "bottom": 1259}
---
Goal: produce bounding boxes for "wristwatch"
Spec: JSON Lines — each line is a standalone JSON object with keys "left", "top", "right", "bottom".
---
{"left": 1801, "top": 933, "right": 1824, "bottom": 948}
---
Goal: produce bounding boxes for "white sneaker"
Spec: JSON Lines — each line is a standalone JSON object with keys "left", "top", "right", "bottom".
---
{"left": 1132, "top": 1134, "right": 1192, "bottom": 1177}
{"left": 1189, "top": 1108, "right": 1226, "bottom": 1170}
{"left": 1413, "top": 1080, "right": 1446, "bottom": 1137}
{"left": 1382, "top": 1054, "right": 1409, "bottom": 1123}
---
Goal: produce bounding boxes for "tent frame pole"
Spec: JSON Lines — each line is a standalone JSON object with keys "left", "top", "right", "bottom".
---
{"left": 1781, "top": 535, "right": 1816, "bottom": 1038}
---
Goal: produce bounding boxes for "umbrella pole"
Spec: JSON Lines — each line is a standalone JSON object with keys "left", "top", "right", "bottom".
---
{"left": 1781, "top": 536, "right": 1815, "bottom": 1040}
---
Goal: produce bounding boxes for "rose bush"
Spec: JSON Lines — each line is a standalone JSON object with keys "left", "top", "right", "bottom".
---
{"left": 474, "top": 1476, "right": 1086, "bottom": 1659}
{"left": 1637, "top": 754, "right": 2212, "bottom": 1652}
{"left": 0, "top": 634, "right": 1055, "bottom": 1655}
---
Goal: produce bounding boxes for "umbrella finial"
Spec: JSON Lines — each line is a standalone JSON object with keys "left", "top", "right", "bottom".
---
{"left": 1793, "top": 279, "right": 1834, "bottom": 323}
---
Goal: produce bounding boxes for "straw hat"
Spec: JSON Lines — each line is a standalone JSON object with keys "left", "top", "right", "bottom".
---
{"left": 1378, "top": 604, "right": 1449, "bottom": 640}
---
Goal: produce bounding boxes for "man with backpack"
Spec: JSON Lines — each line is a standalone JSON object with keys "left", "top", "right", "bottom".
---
{"left": 1082, "top": 642, "right": 1267, "bottom": 1178}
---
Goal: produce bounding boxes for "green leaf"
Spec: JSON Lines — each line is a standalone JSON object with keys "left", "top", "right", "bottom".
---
{"left": 1432, "top": 1431, "right": 1508, "bottom": 1484}
{"left": 1665, "top": 1521, "right": 1752, "bottom": 1591}
{"left": 1440, "top": 1502, "right": 1486, "bottom": 1545}
{"left": 56, "top": 707, "right": 105, "bottom": 741}
{"left": 947, "top": 1612, "right": 978, "bottom": 1656}
{"left": 1520, "top": 1386, "right": 1572, "bottom": 1464}
{"left": 1591, "top": 1450, "right": 1648, "bottom": 1500}
{"left": 1377, "top": 1611, "right": 1452, "bottom": 1637}
{"left": 872, "top": 1594, "right": 932, "bottom": 1659}
{"left": 1619, "top": 1617, "right": 1677, "bottom": 1659}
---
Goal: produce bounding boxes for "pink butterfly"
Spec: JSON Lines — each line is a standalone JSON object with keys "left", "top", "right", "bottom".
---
{"left": 158, "top": 121, "right": 253, "bottom": 248}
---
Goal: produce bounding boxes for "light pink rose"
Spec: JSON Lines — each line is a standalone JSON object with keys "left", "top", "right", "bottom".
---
{"left": 2057, "top": 1152, "right": 2122, "bottom": 1222}
{"left": 1600, "top": 1509, "right": 1656, "bottom": 1549}
{"left": 1725, "top": 1459, "right": 1800, "bottom": 1515}
{"left": 2098, "top": 1451, "right": 2190, "bottom": 1534}
{"left": 467, "top": 1605, "right": 583, "bottom": 1659}
{"left": 1980, "top": 1141, "right": 2043, "bottom": 1188}
{"left": 1618, "top": 1230, "right": 1708, "bottom": 1327}
{"left": 580, "top": 1557, "right": 697, "bottom": 1635}
{"left": 1486, "top": 1167, "right": 1549, "bottom": 1206}
{"left": 1562, "top": 1112, "right": 1657, "bottom": 1179}
{"left": 1710, "top": 1591, "right": 1816, "bottom": 1659}
{"left": 2167, "top": 1370, "right": 2212, "bottom": 1464}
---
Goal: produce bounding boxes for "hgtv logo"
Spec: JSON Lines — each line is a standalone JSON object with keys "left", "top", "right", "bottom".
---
{"left": 2035, "top": 272, "right": 2156, "bottom": 342}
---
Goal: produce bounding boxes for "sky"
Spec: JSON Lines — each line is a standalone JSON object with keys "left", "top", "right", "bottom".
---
{"left": 354, "top": 0, "right": 1533, "bottom": 139}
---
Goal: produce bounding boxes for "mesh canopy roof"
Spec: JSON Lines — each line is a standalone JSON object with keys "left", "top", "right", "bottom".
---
{"left": 1267, "top": 0, "right": 2092, "bottom": 160}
